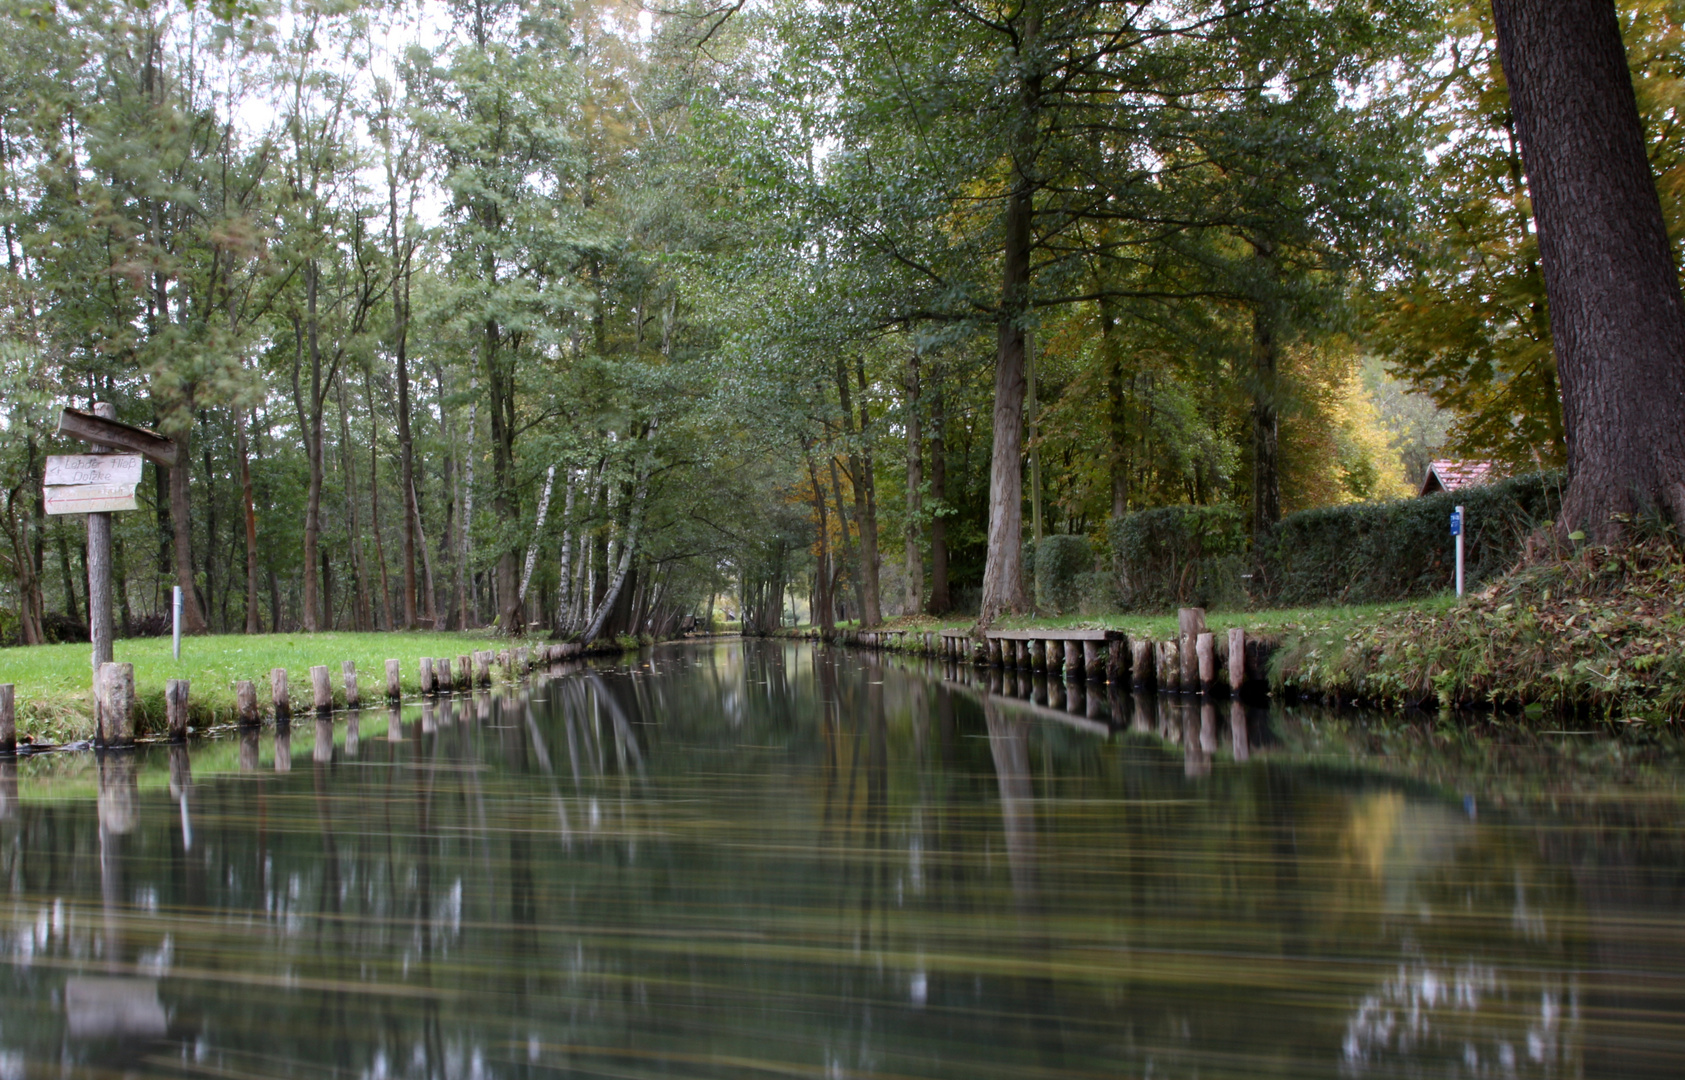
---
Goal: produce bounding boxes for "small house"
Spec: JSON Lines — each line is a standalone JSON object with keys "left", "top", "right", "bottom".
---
{"left": 1418, "top": 459, "right": 1498, "bottom": 497}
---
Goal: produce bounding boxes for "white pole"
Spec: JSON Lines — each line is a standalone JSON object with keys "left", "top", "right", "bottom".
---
{"left": 1454, "top": 504, "right": 1465, "bottom": 598}
{"left": 173, "top": 585, "right": 183, "bottom": 660}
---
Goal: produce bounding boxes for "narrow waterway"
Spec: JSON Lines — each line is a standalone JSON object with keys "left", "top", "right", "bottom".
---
{"left": 1, "top": 640, "right": 1681, "bottom": 1079}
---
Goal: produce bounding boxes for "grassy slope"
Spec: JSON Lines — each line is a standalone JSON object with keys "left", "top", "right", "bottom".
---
{"left": 0, "top": 630, "right": 508, "bottom": 742}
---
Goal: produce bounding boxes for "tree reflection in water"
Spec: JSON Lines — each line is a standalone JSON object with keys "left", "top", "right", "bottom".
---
{"left": 0, "top": 639, "right": 1680, "bottom": 1078}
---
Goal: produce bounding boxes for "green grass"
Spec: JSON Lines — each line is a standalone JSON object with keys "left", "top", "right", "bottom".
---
{"left": 854, "top": 597, "right": 1456, "bottom": 642}
{"left": 0, "top": 630, "right": 515, "bottom": 743}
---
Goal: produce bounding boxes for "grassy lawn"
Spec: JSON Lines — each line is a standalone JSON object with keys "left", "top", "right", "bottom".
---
{"left": 0, "top": 630, "right": 514, "bottom": 743}
{"left": 865, "top": 596, "right": 1459, "bottom": 641}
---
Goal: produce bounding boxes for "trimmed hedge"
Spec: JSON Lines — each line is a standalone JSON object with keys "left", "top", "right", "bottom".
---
{"left": 1107, "top": 472, "right": 1563, "bottom": 611}
{"left": 1263, "top": 472, "right": 1562, "bottom": 606}
{"left": 1034, "top": 534, "right": 1093, "bottom": 614}
{"left": 1109, "top": 505, "right": 1248, "bottom": 611}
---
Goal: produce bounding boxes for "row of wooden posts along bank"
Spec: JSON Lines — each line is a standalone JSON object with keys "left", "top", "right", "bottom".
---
{"left": 0, "top": 642, "right": 597, "bottom": 754}
{"left": 785, "top": 608, "right": 1276, "bottom": 700}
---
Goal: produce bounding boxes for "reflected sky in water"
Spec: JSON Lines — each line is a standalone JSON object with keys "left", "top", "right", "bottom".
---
{"left": 1, "top": 640, "right": 1682, "bottom": 1079}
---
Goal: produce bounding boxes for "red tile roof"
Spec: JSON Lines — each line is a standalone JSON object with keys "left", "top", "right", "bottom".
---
{"left": 1419, "top": 459, "right": 1499, "bottom": 497}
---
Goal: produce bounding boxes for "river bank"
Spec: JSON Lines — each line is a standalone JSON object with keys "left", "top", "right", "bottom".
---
{"left": 0, "top": 630, "right": 662, "bottom": 745}
{"left": 781, "top": 538, "right": 1685, "bottom": 723}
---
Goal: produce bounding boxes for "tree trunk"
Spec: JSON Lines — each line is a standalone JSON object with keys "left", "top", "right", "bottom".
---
{"left": 364, "top": 367, "right": 393, "bottom": 631}
{"left": 169, "top": 428, "right": 207, "bottom": 634}
{"left": 518, "top": 464, "right": 556, "bottom": 609}
{"left": 978, "top": 6, "right": 1041, "bottom": 626}
{"left": 1100, "top": 299, "right": 1129, "bottom": 519}
{"left": 835, "top": 358, "right": 882, "bottom": 627}
{"left": 903, "top": 350, "right": 924, "bottom": 615}
{"left": 1249, "top": 261, "right": 1282, "bottom": 549}
{"left": 827, "top": 453, "right": 860, "bottom": 623}
{"left": 335, "top": 370, "right": 369, "bottom": 630}
{"left": 928, "top": 372, "right": 950, "bottom": 614}
{"left": 236, "top": 408, "right": 261, "bottom": 633}
{"left": 298, "top": 264, "right": 325, "bottom": 634}
{"left": 396, "top": 294, "right": 418, "bottom": 628}
{"left": 804, "top": 447, "right": 835, "bottom": 634}
{"left": 1492, "top": 0, "right": 1685, "bottom": 539}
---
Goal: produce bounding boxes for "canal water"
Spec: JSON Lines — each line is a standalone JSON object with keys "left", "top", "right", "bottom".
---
{"left": 1, "top": 640, "right": 1682, "bottom": 1079}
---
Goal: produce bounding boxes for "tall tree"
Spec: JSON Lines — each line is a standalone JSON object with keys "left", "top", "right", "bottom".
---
{"left": 1492, "top": 0, "right": 1685, "bottom": 540}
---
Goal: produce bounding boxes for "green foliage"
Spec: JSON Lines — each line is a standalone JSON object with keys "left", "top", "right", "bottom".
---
{"left": 1264, "top": 473, "right": 1562, "bottom": 607}
{"left": 1032, "top": 534, "right": 1092, "bottom": 615}
{"left": 1109, "top": 505, "right": 1249, "bottom": 612}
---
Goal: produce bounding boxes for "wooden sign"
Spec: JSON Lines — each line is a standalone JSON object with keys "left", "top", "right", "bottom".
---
{"left": 44, "top": 454, "right": 143, "bottom": 486}
{"left": 44, "top": 454, "right": 142, "bottom": 515}
{"left": 45, "top": 483, "right": 139, "bottom": 515}
{"left": 54, "top": 408, "right": 177, "bottom": 467}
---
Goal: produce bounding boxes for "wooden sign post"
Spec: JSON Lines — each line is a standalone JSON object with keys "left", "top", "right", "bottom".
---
{"left": 48, "top": 406, "right": 175, "bottom": 695}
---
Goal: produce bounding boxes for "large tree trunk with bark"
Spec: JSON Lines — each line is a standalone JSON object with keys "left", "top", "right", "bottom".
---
{"left": 978, "top": 6, "right": 1041, "bottom": 626}
{"left": 1492, "top": 0, "right": 1685, "bottom": 540}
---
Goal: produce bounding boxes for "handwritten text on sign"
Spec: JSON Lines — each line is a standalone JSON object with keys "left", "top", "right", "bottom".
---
{"left": 44, "top": 455, "right": 143, "bottom": 486}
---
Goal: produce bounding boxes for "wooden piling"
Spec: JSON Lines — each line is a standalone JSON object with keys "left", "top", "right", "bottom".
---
{"left": 235, "top": 680, "right": 258, "bottom": 726}
{"left": 419, "top": 658, "right": 435, "bottom": 695}
{"left": 1082, "top": 641, "right": 1100, "bottom": 682}
{"left": 343, "top": 662, "right": 359, "bottom": 708}
{"left": 271, "top": 667, "right": 290, "bottom": 719}
{"left": 1156, "top": 640, "right": 1181, "bottom": 693}
{"left": 475, "top": 651, "right": 492, "bottom": 687}
{"left": 1030, "top": 639, "right": 1047, "bottom": 672}
{"left": 385, "top": 659, "right": 402, "bottom": 701}
{"left": 987, "top": 638, "right": 1003, "bottom": 666}
{"left": 457, "top": 655, "right": 472, "bottom": 690}
{"left": 0, "top": 683, "right": 14, "bottom": 754}
{"left": 1065, "top": 641, "right": 1083, "bottom": 682}
{"left": 1227, "top": 628, "right": 1247, "bottom": 695}
{"left": 1130, "top": 639, "right": 1154, "bottom": 691}
{"left": 165, "top": 679, "right": 190, "bottom": 741}
{"left": 1107, "top": 640, "right": 1126, "bottom": 685}
{"left": 436, "top": 657, "right": 453, "bottom": 693}
{"left": 311, "top": 665, "right": 333, "bottom": 713}
{"left": 98, "top": 662, "right": 135, "bottom": 746}
{"left": 1047, "top": 640, "right": 1064, "bottom": 675}
{"left": 1177, "top": 607, "right": 1206, "bottom": 690}
{"left": 1196, "top": 632, "right": 1216, "bottom": 694}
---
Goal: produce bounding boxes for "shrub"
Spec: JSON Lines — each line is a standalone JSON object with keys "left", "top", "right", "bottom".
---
{"left": 1109, "top": 505, "right": 1248, "bottom": 611}
{"left": 1105, "top": 474, "right": 1563, "bottom": 611}
{"left": 1034, "top": 534, "right": 1093, "bottom": 614}
{"left": 1263, "top": 472, "right": 1562, "bottom": 606}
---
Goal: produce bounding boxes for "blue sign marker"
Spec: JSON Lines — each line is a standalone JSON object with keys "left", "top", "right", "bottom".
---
{"left": 1449, "top": 510, "right": 1462, "bottom": 537}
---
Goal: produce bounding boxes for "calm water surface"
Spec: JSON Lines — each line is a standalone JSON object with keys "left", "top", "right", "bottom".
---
{"left": 2, "top": 640, "right": 1682, "bottom": 1079}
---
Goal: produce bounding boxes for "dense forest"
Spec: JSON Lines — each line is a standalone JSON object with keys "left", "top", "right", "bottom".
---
{"left": 1, "top": 0, "right": 1681, "bottom": 644}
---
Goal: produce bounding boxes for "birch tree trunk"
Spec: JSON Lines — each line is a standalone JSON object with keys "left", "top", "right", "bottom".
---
{"left": 518, "top": 464, "right": 556, "bottom": 612}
